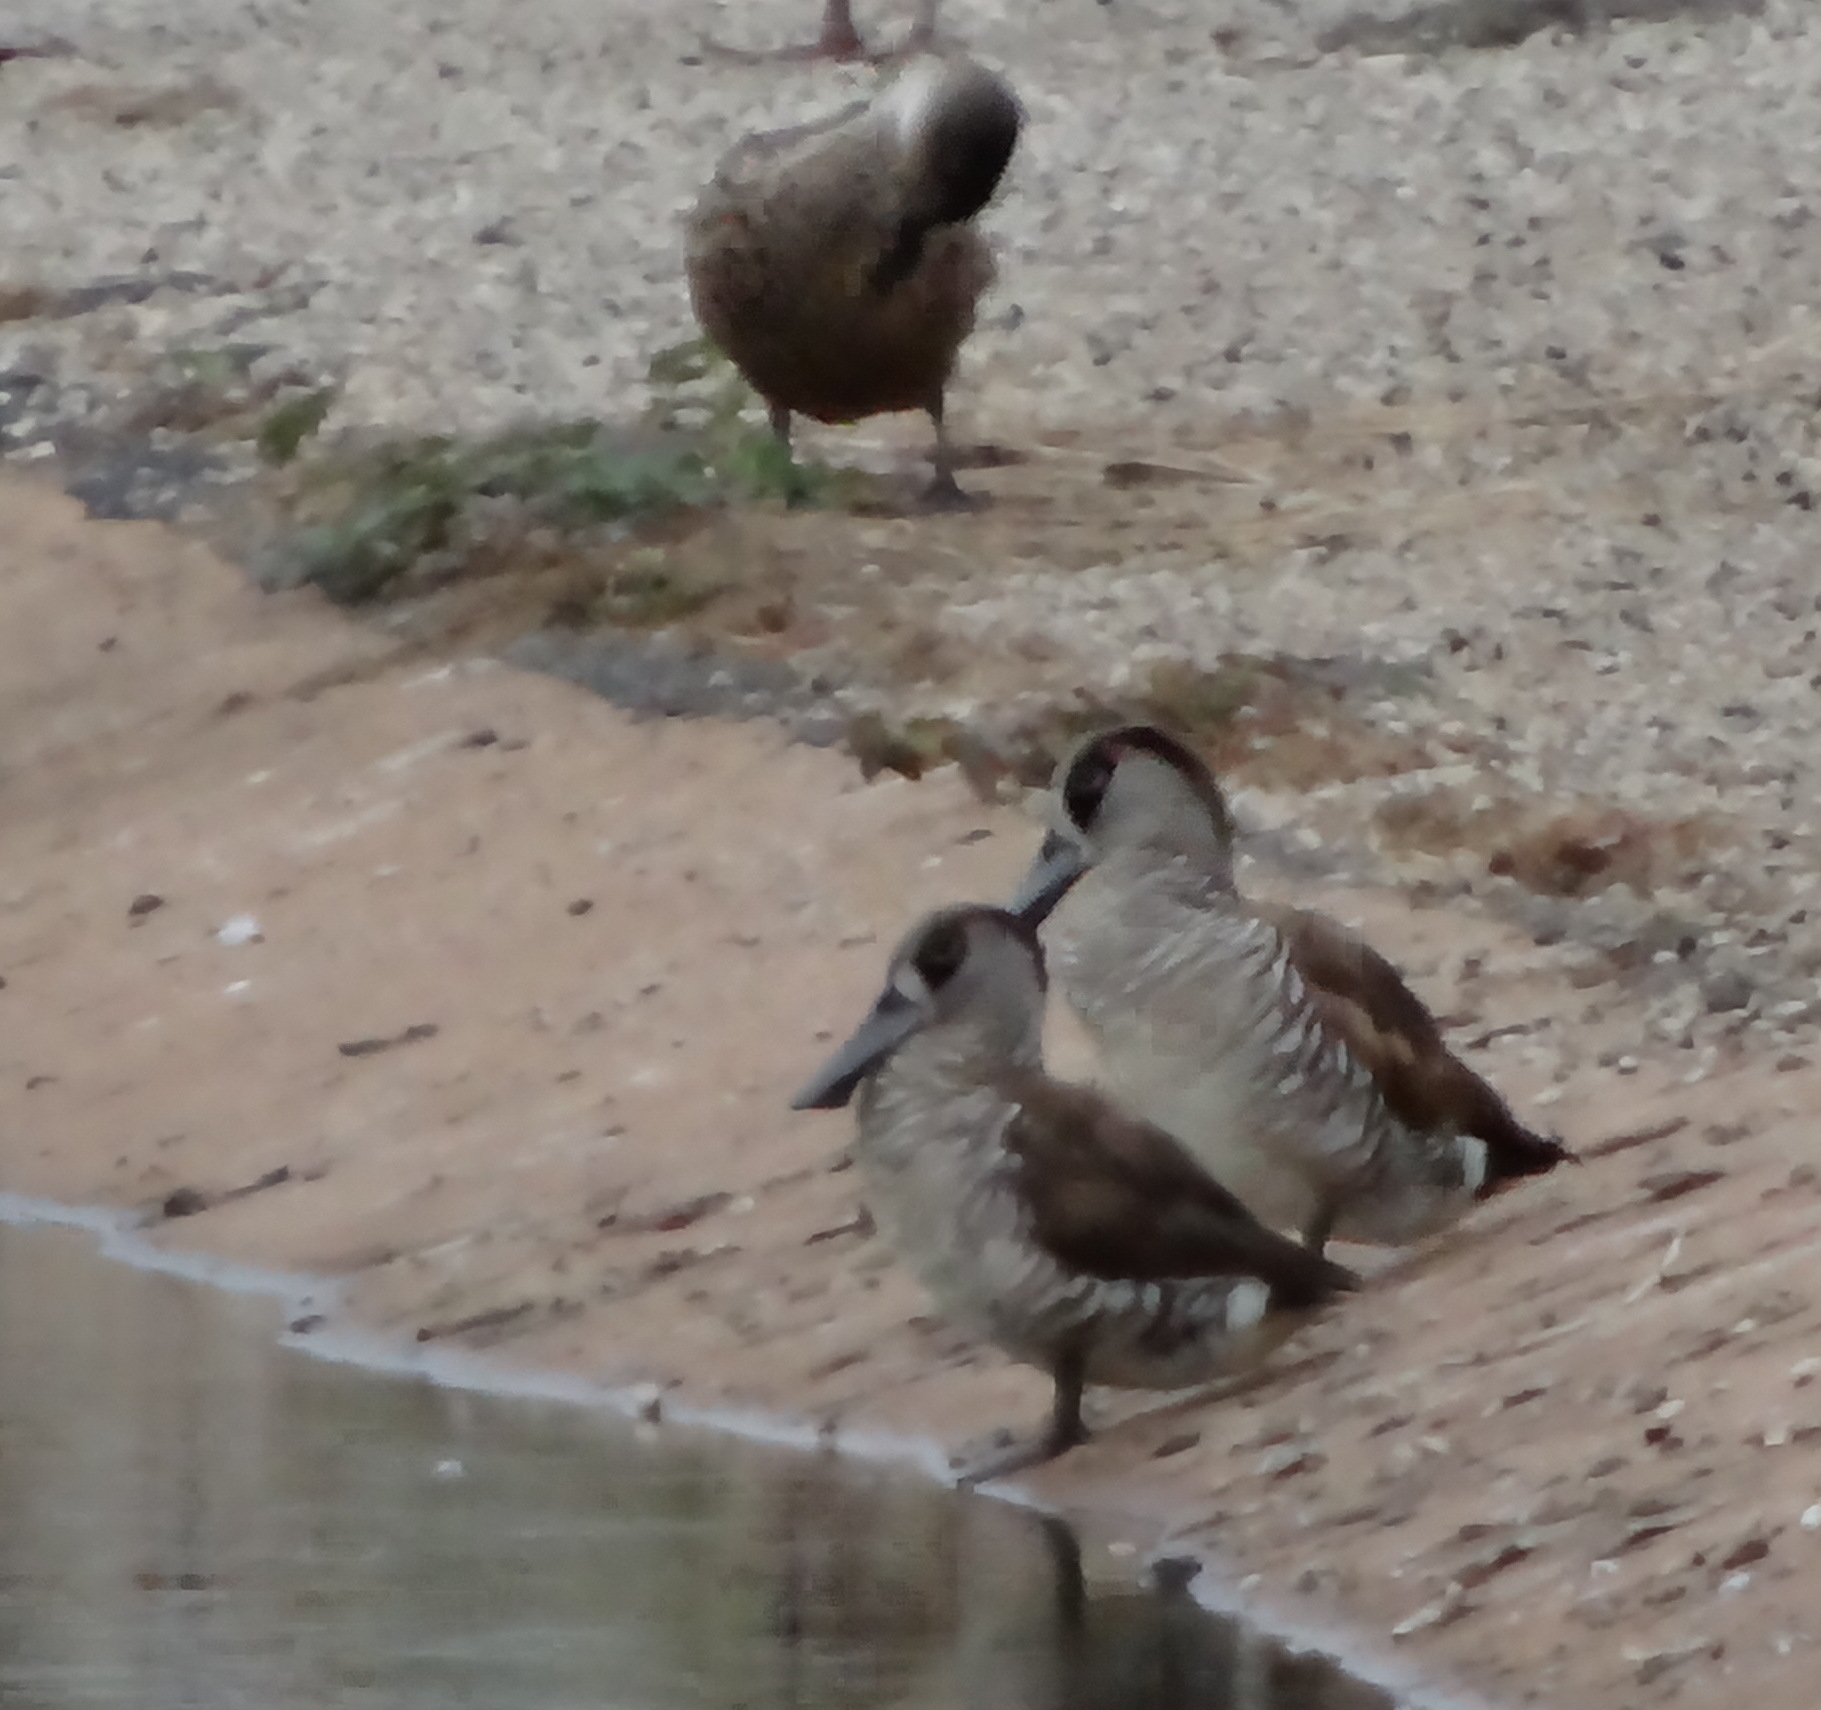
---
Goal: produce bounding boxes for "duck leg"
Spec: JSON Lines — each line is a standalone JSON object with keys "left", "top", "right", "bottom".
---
{"left": 885, "top": 0, "right": 941, "bottom": 57}
{"left": 699, "top": 0, "right": 867, "bottom": 63}
{"left": 1302, "top": 1203, "right": 1336, "bottom": 1260}
{"left": 767, "top": 400, "right": 817, "bottom": 498}
{"left": 920, "top": 394, "right": 985, "bottom": 512}
{"left": 699, "top": 1, "right": 938, "bottom": 66}
{"left": 954, "top": 1347, "right": 1088, "bottom": 1484}
{"left": 1043, "top": 1350, "right": 1090, "bottom": 1454}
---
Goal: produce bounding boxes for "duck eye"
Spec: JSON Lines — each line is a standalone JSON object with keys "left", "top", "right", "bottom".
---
{"left": 1063, "top": 753, "right": 1115, "bottom": 825}
{"left": 913, "top": 919, "right": 968, "bottom": 988}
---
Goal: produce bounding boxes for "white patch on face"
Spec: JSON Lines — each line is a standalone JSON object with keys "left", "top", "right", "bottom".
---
{"left": 1458, "top": 1136, "right": 1489, "bottom": 1195}
{"left": 892, "top": 963, "right": 931, "bottom": 1007}
{"left": 1224, "top": 1278, "right": 1270, "bottom": 1334}
{"left": 877, "top": 58, "right": 945, "bottom": 152}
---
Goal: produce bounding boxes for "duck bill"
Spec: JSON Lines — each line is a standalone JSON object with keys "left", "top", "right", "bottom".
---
{"left": 789, "top": 991, "right": 922, "bottom": 1111}
{"left": 1007, "top": 830, "right": 1090, "bottom": 927}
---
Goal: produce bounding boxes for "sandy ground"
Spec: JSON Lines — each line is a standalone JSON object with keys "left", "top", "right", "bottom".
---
{"left": 5, "top": 472, "right": 1821, "bottom": 1707}
{"left": 6, "top": 5, "right": 1821, "bottom": 1707}
{"left": 13, "top": 0, "right": 1821, "bottom": 1046}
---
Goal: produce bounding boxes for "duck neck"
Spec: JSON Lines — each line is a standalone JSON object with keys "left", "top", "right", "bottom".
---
{"left": 1120, "top": 823, "right": 1236, "bottom": 893}
{"left": 892, "top": 1013, "right": 1042, "bottom": 1094}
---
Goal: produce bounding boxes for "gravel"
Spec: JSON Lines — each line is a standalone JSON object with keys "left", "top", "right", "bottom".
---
{"left": 3, "top": 1, "right": 1809, "bottom": 435}
{"left": 7, "top": 0, "right": 1821, "bottom": 1042}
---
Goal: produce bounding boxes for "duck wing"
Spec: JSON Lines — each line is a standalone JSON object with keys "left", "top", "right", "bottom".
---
{"left": 995, "top": 1068, "right": 1357, "bottom": 1305}
{"left": 1261, "top": 903, "right": 1573, "bottom": 1188}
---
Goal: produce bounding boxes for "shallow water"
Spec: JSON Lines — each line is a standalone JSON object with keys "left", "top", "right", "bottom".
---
{"left": 0, "top": 1220, "right": 1396, "bottom": 1710}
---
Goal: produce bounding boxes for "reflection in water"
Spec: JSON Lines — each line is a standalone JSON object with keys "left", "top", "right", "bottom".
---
{"left": 0, "top": 1221, "right": 1396, "bottom": 1709}
{"left": 1029, "top": 1521, "right": 1394, "bottom": 1710}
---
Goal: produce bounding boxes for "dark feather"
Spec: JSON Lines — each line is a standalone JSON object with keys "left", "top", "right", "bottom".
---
{"left": 909, "top": 71, "right": 1021, "bottom": 227}
{"left": 993, "top": 1068, "right": 1357, "bottom": 1305}
{"left": 1263, "top": 904, "right": 1574, "bottom": 1191}
{"left": 871, "top": 74, "right": 1020, "bottom": 294}
{"left": 684, "top": 59, "right": 1016, "bottom": 431}
{"left": 869, "top": 217, "right": 932, "bottom": 292}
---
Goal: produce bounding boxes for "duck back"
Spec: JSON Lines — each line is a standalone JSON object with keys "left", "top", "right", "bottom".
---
{"left": 685, "top": 59, "right": 1016, "bottom": 425}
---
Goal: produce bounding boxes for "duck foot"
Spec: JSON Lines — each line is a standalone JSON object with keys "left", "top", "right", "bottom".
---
{"left": 857, "top": 25, "right": 939, "bottom": 64}
{"left": 919, "top": 401, "right": 985, "bottom": 511}
{"left": 951, "top": 1424, "right": 1084, "bottom": 1486}
{"left": 952, "top": 1355, "right": 1087, "bottom": 1485}
{"left": 695, "top": 32, "right": 870, "bottom": 62}
{"left": 696, "top": 12, "right": 935, "bottom": 65}
{"left": 919, "top": 472, "right": 987, "bottom": 513}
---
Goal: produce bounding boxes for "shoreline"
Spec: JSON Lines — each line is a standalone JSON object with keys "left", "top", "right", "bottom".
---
{"left": 9, "top": 4, "right": 1821, "bottom": 1699}
{"left": 0, "top": 1188, "right": 1491, "bottom": 1710}
{"left": 5, "top": 472, "right": 1821, "bottom": 1707}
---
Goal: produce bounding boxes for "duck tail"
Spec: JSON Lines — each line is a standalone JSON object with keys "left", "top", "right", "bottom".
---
{"left": 1479, "top": 1113, "right": 1577, "bottom": 1193}
{"left": 1269, "top": 1246, "right": 1360, "bottom": 1310}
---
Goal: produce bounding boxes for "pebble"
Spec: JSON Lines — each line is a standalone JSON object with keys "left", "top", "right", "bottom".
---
{"left": 8, "top": 0, "right": 1821, "bottom": 1038}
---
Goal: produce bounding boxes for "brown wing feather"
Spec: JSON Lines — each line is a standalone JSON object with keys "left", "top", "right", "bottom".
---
{"left": 684, "top": 74, "right": 1008, "bottom": 428}
{"left": 1262, "top": 903, "right": 1573, "bottom": 1187}
{"left": 993, "top": 1068, "right": 1356, "bottom": 1305}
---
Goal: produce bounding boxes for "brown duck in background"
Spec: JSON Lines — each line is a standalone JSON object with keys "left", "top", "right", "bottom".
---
{"left": 1010, "top": 726, "right": 1574, "bottom": 1257}
{"left": 792, "top": 904, "right": 1357, "bottom": 1479}
{"left": 684, "top": 53, "right": 1021, "bottom": 508}
{"left": 702, "top": 0, "right": 941, "bottom": 64}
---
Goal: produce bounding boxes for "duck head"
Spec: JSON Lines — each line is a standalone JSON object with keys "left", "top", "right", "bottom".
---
{"left": 790, "top": 904, "right": 1047, "bottom": 1110}
{"left": 879, "top": 56, "right": 1022, "bottom": 227}
{"left": 866, "top": 56, "right": 1023, "bottom": 293}
{"left": 1009, "top": 725, "right": 1238, "bottom": 924}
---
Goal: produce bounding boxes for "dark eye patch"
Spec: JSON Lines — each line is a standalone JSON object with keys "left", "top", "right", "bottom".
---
{"left": 1064, "top": 725, "right": 1233, "bottom": 840}
{"left": 1063, "top": 742, "right": 1120, "bottom": 827}
{"left": 913, "top": 916, "right": 969, "bottom": 988}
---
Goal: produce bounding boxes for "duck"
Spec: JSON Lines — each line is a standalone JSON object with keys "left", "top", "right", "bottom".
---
{"left": 701, "top": 1, "right": 940, "bottom": 64}
{"left": 684, "top": 52, "right": 1021, "bottom": 509}
{"left": 791, "top": 904, "right": 1357, "bottom": 1476}
{"left": 1008, "top": 725, "right": 1574, "bottom": 1257}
